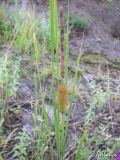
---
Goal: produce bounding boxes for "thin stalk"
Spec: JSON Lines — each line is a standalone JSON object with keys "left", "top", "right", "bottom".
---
{"left": 53, "top": 93, "right": 60, "bottom": 159}
{"left": 41, "top": 87, "right": 53, "bottom": 160}
{"left": 34, "top": 73, "right": 38, "bottom": 98}
{"left": 42, "top": 96, "right": 50, "bottom": 132}
{"left": 49, "top": 0, "right": 55, "bottom": 71}
{"left": 65, "top": 0, "right": 70, "bottom": 84}
{"left": 54, "top": 0, "right": 59, "bottom": 72}
{"left": 65, "top": 32, "right": 84, "bottom": 143}
{"left": 61, "top": 113, "right": 65, "bottom": 159}
{"left": 75, "top": 130, "right": 88, "bottom": 160}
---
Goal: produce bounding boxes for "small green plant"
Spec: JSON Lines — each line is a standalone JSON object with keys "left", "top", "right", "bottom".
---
{"left": 85, "top": 80, "right": 107, "bottom": 124}
{"left": 0, "top": 7, "right": 12, "bottom": 42}
{"left": 31, "top": 96, "right": 52, "bottom": 160}
{"left": 13, "top": 128, "right": 29, "bottom": 160}
{"left": 14, "top": 11, "right": 36, "bottom": 52}
{"left": 0, "top": 55, "right": 21, "bottom": 108}
{"left": 40, "top": 63, "right": 60, "bottom": 81}
{"left": 75, "top": 130, "right": 90, "bottom": 160}
{"left": 32, "top": 126, "right": 50, "bottom": 159}
{"left": 12, "top": 9, "right": 49, "bottom": 54}
{"left": 64, "top": 13, "right": 88, "bottom": 31}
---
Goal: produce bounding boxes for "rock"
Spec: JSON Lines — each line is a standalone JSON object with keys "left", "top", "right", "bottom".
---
{"left": 44, "top": 104, "right": 54, "bottom": 125}
{"left": 22, "top": 110, "right": 33, "bottom": 132}
{"left": 16, "top": 81, "right": 33, "bottom": 100}
{"left": 44, "top": 103, "right": 68, "bottom": 126}
{"left": 81, "top": 53, "right": 107, "bottom": 64}
{"left": 111, "top": 21, "right": 120, "bottom": 40}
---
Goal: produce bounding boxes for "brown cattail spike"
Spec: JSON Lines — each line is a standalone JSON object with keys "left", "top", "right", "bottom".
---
{"left": 57, "top": 84, "right": 68, "bottom": 113}
{"left": 60, "top": 1, "right": 65, "bottom": 79}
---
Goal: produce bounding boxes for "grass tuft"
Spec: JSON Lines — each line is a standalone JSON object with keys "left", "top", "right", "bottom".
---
{"left": 64, "top": 13, "right": 88, "bottom": 31}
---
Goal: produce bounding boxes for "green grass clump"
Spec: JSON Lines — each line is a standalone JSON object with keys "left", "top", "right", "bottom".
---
{"left": 0, "top": 55, "right": 21, "bottom": 109}
{"left": 65, "top": 13, "right": 88, "bottom": 31}
{"left": 2, "top": 7, "right": 49, "bottom": 54}
{"left": 0, "top": 7, "right": 12, "bottom": 42}
{"left": 13, "top": 129, "right": 29, "bottom": 160}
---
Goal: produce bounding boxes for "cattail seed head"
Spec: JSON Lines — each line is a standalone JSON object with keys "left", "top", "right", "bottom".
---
{"left": 57, "top": 84, "right": 68, "bottom": 113}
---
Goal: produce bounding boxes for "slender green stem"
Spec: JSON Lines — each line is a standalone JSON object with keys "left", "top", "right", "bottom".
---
{"left": 65, "top": 32, "right": 84, "bottom": 144}
{"left": 61, "top": 113, "right": 65, "bottom": 160}
{"left": 50, "top": 0, "right": 55, "bottom": 71}
{"left": 53, "top": 93, "right": 60, "bottom": 160}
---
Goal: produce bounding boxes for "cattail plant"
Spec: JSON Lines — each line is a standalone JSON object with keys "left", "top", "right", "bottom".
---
{"left": 56, "top": 1, "right": 69, "bottom": 159}
{"left": 49, "top": 0, "right": 82, "bottom": 159}
{"left": 57, "top": 0, "right": 68, "bottom": 113}
{"left": 49, "top": 0, "right": 83, "bottom": 159}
